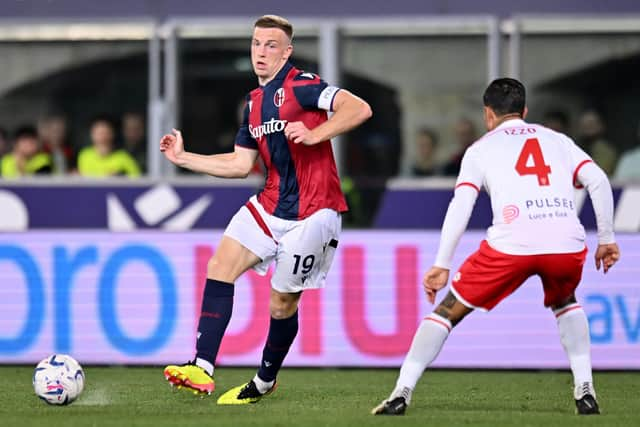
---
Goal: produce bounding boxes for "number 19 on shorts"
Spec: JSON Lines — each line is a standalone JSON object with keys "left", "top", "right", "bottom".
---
{"left": 292, "top": 254, "right": 315, "bottom": 275}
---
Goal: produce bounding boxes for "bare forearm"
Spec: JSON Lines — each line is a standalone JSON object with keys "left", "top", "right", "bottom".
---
{"left": 176, "top": 151, "right": 249, "bottom": 178}
{"left": 310, "top": 96, "right": 372, "bottom": 144}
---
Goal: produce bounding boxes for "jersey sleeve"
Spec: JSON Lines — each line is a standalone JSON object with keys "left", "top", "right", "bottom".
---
{"left": 556, "top": 134, "right": 592, "bottom": 188}
{"left": 454, "top": 146, "right": 484, "bottom": 191}
{"left": 234, "top": 99, "right": 257, "bottom": 150}
{"left": 434, "top": 186, "right": 479, "bottom": 269}
{"left": 560, "top": 134, "right": 614, "bottom": 244}
{"left": 432, "top": 147, "right": 483, "bottom": 268}
{"left": 292, "top": 72, "right": 341, "bottom": 112}
{"left": 561, "top": 135, "right": 592, "bottom": 186}
{"left": 577, "top": 161, "right": 616, "bottom": 244}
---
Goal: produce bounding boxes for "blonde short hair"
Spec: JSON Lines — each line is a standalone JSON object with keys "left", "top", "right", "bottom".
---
{"left": 254, "top": 15, "right": 294, "bottom": 41}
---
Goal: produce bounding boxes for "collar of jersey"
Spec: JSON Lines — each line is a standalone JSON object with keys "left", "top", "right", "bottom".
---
{"left": 494, "top": 117, "right": 526, "bottom": 131}
{"left": 260, "top": 61, "right": 293, "bottom": 88}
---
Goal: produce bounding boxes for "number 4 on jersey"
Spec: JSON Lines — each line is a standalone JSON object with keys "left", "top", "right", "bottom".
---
{"left": 515, "top": 138, "right": 551, "bottom": 186}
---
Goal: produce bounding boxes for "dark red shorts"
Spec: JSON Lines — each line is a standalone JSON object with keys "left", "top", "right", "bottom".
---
{"left": 451, "top": 240, "right": 587, "bottom": 311}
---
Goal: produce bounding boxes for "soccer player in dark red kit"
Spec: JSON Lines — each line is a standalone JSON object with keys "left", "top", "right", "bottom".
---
{"left": 160, "top": 14, "right": 372, "bottom": 405}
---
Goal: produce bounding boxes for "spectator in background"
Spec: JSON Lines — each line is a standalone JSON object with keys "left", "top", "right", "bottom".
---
{"left": 442, "top": 117, "right": 477, "bottom": 176}
{"left": 363, "top": 131, "right": 399, "bottom": 177}
{"left": 38, "top": 114, "right": 75, "bottom": 174}
{"left": 577, "top": 110, "right": 617, "bottom": 176}
{"left": 77, "top": 116, "right": 140, "bottom": 178}
{"left": 410, "top": 127, "right": 440, "bottom": 176}
{"left": 543, "top": 110, "right": 570, "bottom": 134}
{"left": 614, "top": 120, "right": 640, "bottom": 181}
{"left": 0, "top": 127, "right": 9, "bottom": 157}
{"left": 122, "top": 112, "right": 147, "bottom": 173}
{"left": 1, "top": 125, "right": 52, "bottom": 178}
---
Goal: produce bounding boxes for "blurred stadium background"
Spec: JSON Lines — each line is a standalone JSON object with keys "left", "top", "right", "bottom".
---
{"left": 1, "top": 0, "right": 639, "bottom": 380}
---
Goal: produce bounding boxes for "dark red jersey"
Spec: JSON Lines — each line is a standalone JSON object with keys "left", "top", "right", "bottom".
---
{"left": 234, "top": 62, "right": 348, "bottom": 220}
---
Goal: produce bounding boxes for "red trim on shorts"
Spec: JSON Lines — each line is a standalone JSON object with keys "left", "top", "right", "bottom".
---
{"left": 455, "top": 182, "right": 480, "bottom": 192}
{"left": 572, "top": 160, "right": 593, "bottom": 189}
{"left": 424, "top": 315, "right": 452, "bottom": 332}
{"left": 245, "top": 201, "right": 275, "bottom": 240}
{"left": 554, "top": 304, "right": 582, "bottom": 318}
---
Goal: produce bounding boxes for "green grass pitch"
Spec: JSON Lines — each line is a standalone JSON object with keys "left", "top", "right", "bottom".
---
{"left": 2, "top": 367, "right": 638, "bottom": 427}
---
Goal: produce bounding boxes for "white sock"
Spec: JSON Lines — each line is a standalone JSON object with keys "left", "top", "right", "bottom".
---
{"left": 393, "top": 313, "right": 452, "bottom": 404}
{"left": 195, "top": 357, "right": 214, "bottom": 376}
{"left": 253, "top": 373, "right": 275, "bottom": 394}
{"left": 554, "top": 303, "right": 593, "bottom": 387}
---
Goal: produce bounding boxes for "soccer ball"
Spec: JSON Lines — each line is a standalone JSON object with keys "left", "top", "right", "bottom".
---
{"left": 33, "top": 354, "right": 85, "bottom": 405}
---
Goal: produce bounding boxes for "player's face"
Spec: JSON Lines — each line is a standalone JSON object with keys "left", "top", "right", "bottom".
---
{"left": 251, "top": 26, "right": 292, "bottom": 85}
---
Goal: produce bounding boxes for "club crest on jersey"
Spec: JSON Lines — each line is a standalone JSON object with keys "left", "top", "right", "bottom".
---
{"left": 274, "top": 88, "right": 285, "bottom": 107}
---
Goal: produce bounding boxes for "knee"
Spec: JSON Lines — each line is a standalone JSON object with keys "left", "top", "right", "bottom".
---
{"left": 207, "top": 255, "right": 236, "bottom": 282}
{"left": 207, "top": 256, "right": 220, "bottom": 274}
{"left": 270, "top": 295, "right": 298, "bottom": 319}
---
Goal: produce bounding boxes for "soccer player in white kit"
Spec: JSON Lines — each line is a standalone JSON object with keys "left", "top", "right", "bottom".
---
{"left": 372, "top": 78, "right": 620, "bottom": 416}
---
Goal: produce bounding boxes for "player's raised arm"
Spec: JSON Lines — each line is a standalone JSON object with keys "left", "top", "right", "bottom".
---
{"left": 160, "top": 129, "right": 258, "bottom": 178}
{"left": 286, "top": 89, "right": 372, "bottom": 145}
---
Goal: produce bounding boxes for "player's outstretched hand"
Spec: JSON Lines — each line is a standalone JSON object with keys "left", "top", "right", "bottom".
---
{"left": 423, "top": 266, "right": 450, "bottom": 304}
{"left": 285, "top": 121, "right": 317, "bottom": 145}
{"left": 159, "top": 128, "right": 185, "bottom": 165}
{"left": 594, "top": 242, "right": 620, "bottom": 274}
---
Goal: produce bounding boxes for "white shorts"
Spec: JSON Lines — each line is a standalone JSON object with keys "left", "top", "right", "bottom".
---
{"left": 224, "top": 195, "right": 342, "bottom": 293}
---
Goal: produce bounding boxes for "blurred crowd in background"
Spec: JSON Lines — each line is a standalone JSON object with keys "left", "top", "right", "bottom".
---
{"left": 1, "top": 14, "right": 640, "bottom": 229}
{"left": 0, "top": 112, "right": 146, "bottom": 178}
{"left": 409, "top": 110, "right": 640, "bottom": 180}
{"left": 2, "top": 107, "right": 639, "bottom": 181}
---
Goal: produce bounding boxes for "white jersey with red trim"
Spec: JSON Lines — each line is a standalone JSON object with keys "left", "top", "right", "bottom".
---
{"left": 456, "top": 118, "right": 592, "bottom": 255}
